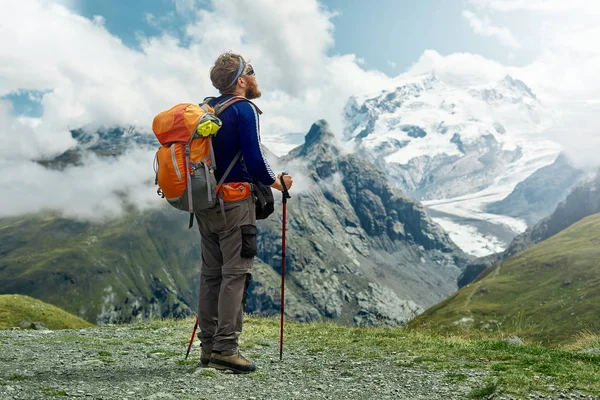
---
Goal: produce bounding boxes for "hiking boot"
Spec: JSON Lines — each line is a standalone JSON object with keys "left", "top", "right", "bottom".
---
{"left": 208, "top": 351, "right": 256, "bottom": 374}
{"left": 199, "top": 348, "right": 211, "bottom": 367}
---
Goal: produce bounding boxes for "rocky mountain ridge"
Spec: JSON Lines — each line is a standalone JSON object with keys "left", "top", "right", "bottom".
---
{"left": 1, "top": 121, "right": 469, "bottom": 326}
{"left": 341, "top": 72, "right": 566, "bottom": 256}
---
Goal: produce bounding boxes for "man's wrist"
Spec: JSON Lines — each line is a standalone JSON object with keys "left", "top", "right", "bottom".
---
{"left": 270, "top": 175, "right": 281, "bottom": 190}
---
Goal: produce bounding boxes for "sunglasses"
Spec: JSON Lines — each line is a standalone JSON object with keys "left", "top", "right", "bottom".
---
{"left": 245, "top": 64, "right": 255, "bottom": 76}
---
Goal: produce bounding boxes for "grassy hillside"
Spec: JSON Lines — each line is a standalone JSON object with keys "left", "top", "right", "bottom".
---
{"left": 409, "top": 213, "right": 600, "bottom": 345}
{"left": 0, "top": 210, "right": 200, "bottom": 324}
{"left": 0, "top": 294, "right": 93, "bottom": 329}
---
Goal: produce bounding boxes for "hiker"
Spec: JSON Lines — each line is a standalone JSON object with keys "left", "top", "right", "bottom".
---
{"left": 196, "top": 52, "right": 293, "bottom": 373}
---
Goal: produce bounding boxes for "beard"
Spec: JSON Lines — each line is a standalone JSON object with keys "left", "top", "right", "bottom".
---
{"left": 245, "top": 78, "right": 262, "bottom": 99}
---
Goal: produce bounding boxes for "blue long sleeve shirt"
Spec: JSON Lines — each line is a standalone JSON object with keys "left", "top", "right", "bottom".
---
{"left": 207, "top": 95, "right": 276, "bottom": 186}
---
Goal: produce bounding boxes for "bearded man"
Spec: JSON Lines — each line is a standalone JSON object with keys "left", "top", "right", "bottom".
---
{"left": 195, "top": 52, "right": 293, "bottom": 373}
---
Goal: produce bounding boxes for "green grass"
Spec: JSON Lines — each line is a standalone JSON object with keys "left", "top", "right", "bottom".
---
{"left": 233, "top": 316, "right": 600, "bottom": 397}
{"left": 410, "top": 213, "right": 600, "bottom": 345}
{"left": 469, "top": 380, "right": 499, "bottom": 398}
{"left": 197, "top": 369, "right": 218, "bottom": 377}
{"left": 149, "top": 349, "right": 181, "bottom": 357}
{"left": 175, "top": 359, "right": 197, "bottom": 366}
{"left": 130, "top": 338, "right": 151, "bottom": 344}
{"left": 40, "top": 386, "right": 68, "bottom": 397}
{"left": 0, "top": 294, "right": 93, "bottom": 330}
{"left": 445, "top": 372, "right": 468, "bottom": 383}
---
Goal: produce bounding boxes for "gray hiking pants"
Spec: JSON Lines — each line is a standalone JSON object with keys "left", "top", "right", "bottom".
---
{"left": 196, "top": 195, "right": 256, "bottom": 355}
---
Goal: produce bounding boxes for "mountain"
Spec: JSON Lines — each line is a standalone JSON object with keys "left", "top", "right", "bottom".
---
{"left": 458, "top": 170, "right": 600, "bottom": 287}
{"left": 502, "top": 170, "right": 600, "bottom": 259}
{"left": 0, "top": 122, "right": 469, "bottom": 326}
{"left": 36, "top": 126, "right": 156, "bottom": 170}
{"left": 409, "top": 213, "right": 600, "bottom": 345}
{"left": 486, "top": 153, "right": 584, "bottom": 226}
{"left": 0, "top": 210, "right": 202, "bottom": 324}
{"left": 257, "top": 120, "right": 470, "bottom": 325}
{"left": 342, "top": 73, "right": 564, "bottom": 256}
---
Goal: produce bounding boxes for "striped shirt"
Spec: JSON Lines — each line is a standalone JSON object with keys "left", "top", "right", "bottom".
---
{"left": 207, "top": 95, "right": 276, "bottom": 186}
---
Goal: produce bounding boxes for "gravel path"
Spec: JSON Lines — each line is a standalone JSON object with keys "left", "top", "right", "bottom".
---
{"left": 0, "top": 326, "right": 597, "bottom": 400}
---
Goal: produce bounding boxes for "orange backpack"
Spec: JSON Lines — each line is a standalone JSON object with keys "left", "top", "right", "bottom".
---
{"left": 152, "top": 96, "right": 258, "bottom": 228}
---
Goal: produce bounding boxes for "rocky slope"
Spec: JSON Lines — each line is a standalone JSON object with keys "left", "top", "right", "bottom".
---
{"left": 342, "top": 73, "right": 566, "bottom": 256}
{"left": 256, "top": 120, "right": 469, "bottom": 325}
{"left": 486, "top": 153, "right": 584, "bottom": 226}
{"left": 502, "top": 170, "right": 600, "bottom": 259}
{"left": 0, "top": 122, "right": 469, "bottom": 326}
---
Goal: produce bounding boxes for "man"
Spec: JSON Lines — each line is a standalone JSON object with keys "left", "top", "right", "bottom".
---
{"left": 195, "top": 52, "right": 293, "bottom": 374}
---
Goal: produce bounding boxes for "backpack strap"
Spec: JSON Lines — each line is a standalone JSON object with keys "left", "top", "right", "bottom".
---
{"left": 217, "top": 150, "right": 242, "bottom": 188}
{"left": 215, "top": 150, "right": 242, "bottom": 224}
{"left": 213, "top": 96, "right": 263, "bottom": 116}
{"left": 206, "top": 96, "right": 260, "bottom": 224}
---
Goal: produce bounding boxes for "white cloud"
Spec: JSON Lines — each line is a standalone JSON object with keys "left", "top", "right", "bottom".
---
{"left": 468, "top": 0, "right": 600, "bottom": 14}
{"left": 544, "top": 101, "right": 600, "bottom": 169}
{"left": 0, "top": 149, "right": 158, "bottom": 221}
{"left": 173, "top": 0, "right": 200, "bottom": 15}
{"left": 405, "top": 50, "right": 509, "bottom": 86}
{"left": 466, "top": 0, "right": 600, "bottom": 170}
{"left": 462, "top": 10, "right": 521, "bottom": 49}
{"left": 1, "top": 0, "right": 599, "bottom": 220}
{"left": 0, "top": 0, "right": 396, "bottom": 220}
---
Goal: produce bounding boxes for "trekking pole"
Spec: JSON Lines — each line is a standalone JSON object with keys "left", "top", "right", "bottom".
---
{"left": 279, "top": 172, "right": 291, "bottom": 362}
{"left": 185, "top": 316, "right": 198, "bottom": 360}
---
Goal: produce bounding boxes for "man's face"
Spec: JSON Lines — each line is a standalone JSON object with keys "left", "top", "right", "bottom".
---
{"left": 242, "top": 64, "right": 261, "bottom": 99}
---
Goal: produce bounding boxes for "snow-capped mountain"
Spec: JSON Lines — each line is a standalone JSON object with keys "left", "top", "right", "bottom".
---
{"left": 343, "top": 73, "right": 563, "bottom": 257}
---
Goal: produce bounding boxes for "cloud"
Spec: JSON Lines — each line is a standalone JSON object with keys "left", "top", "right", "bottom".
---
{"left": 1, "top": 0, "right": 600, "bottom": 220}
{"left": 462, "top": 10, "right": 521, "bottom": 49}
{"left": 544, "top": 101, "right": 600, "bottom": 170}
{"left": 405, "top": 50, "right": 509, "bottom": 86}
{"left": 468, "top": 0, "right": 600, "bottom": 14}
{"left": 0, "top": 0, "right": 389, "bottom": 154}
{"left": 466, "top": 0, "right": 600, "bottom": 169}
{"left": 0, "top": 0, "right": 397, "bottom": 220}
{"left": 172, "top": 0, "right": 201, "bottom": 15}
{"left": 0, "top": 149, "right": 158, "bottom": 221}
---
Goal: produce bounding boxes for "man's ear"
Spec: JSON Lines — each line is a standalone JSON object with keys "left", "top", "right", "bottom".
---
{"left": 238, "top": 77, "right": 247, "bottom": 89}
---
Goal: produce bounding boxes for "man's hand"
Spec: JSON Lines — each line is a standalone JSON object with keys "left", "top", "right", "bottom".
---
{"left": 271, "top": 174, "right": 293, "bottom": 192}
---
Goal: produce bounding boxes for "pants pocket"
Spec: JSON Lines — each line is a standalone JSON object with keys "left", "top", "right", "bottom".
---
{"left": 240, "top": 224, "right": 257, "bottom": 258}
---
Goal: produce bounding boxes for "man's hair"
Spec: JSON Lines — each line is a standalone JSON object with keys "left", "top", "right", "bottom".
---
{"left": 210, "top": 52, "right": 246, "bottom": 93}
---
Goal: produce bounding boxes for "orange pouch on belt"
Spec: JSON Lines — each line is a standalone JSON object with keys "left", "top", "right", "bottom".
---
{"left": 217, "top": 182, "right": 252, "bottom": 202}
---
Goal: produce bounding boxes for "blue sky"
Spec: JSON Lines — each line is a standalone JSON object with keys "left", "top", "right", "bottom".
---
{"left": 73, "top": 0, "right": 535, "bottom": 74}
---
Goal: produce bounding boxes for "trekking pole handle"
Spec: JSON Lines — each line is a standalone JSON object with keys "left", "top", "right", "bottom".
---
{"left": 280, "top": 172, "right": 291, "bottom": 202}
